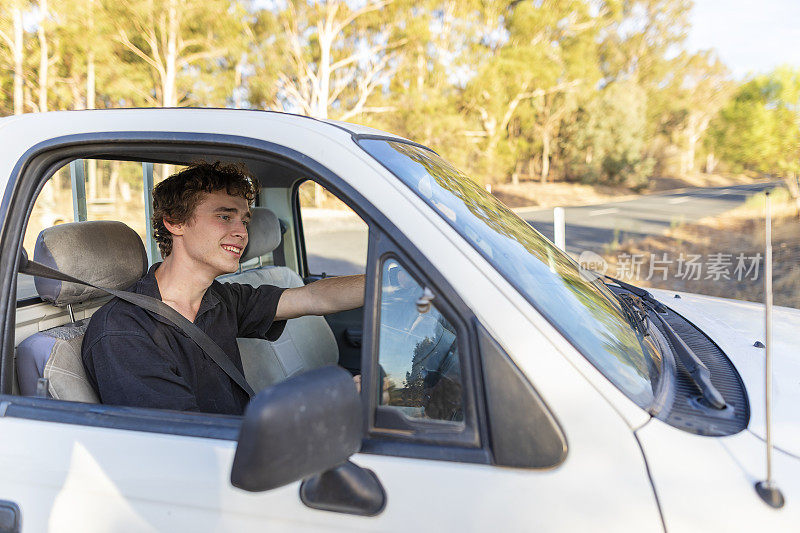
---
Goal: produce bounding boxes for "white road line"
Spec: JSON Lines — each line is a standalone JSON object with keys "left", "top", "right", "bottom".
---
{"left": 589, "top": 208, "right": 619, "bottom": 216}
{"left": 667, "top": 197, "right": 689, "bottom": 204}
{"left": 709, "top": 189, "right": 732, "bottom": 196}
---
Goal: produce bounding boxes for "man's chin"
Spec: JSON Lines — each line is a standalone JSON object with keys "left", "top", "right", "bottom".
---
{"left": 209, "top": 257, "right": 241, "bottom": 277}
{"left": 220, "top": 261, "right": 240, "bottom": 275}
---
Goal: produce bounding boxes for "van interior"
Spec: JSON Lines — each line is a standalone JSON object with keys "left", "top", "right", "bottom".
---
{"left": 12, "top": 153, "right": 369, "bottom": 409}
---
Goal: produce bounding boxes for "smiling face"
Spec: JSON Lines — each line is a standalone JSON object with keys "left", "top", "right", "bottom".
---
{"left": 170, "top": 189, "right": 251, "bottom": 278}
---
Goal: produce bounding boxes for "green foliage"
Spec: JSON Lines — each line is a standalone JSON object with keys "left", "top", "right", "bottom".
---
{"left": 560, "top": 80, "right": 653, "bottom": 188}
{"left": 0, "top": 0, "right": 795, "bottom": 188}
{"left": 708, "top": 67, "right": 800, "bottom": 176}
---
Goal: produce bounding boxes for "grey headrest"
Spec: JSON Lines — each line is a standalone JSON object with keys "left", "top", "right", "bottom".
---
{"left": 242, "top": 207, "right": 282, "bottom": 263}
{"left": 34, "top": 221, "right": 147, "bottom": 306}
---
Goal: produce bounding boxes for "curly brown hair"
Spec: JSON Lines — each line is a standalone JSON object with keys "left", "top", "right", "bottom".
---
{"left": 152, "top": 161, "right": 258, "bottom": 258}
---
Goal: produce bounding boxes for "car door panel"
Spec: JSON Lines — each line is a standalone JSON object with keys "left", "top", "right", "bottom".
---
{"left": 323, "top": 307, "right": 363, "bottom": 374}
{"left": 0, "top": 416, "right": 372, "bottom": 532}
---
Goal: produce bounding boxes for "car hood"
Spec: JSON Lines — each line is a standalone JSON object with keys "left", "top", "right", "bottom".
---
{"left": 649, "top": 288, "right": 800, "bottom": 458}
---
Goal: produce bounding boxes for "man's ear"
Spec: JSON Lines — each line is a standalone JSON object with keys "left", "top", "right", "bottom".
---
{"left": 163, "top": 217, "right": 185, "bottom": 236}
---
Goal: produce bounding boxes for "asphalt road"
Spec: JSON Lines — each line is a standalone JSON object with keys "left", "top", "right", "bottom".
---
{"left": 515, "top": 181, "right": 780, "bottom": 255}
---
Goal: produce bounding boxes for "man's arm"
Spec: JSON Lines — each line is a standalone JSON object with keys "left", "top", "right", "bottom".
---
{"left": 275, "top": 274, "right": 365, "bottom": 320}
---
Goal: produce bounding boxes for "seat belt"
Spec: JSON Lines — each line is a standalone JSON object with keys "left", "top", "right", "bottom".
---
{"left": 19, "top": 256, "right": 256, "bottom": 399}
{"left": 273, "top": 220, "right": 287, "bottom": 267}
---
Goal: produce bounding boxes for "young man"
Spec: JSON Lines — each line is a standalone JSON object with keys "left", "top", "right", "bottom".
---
{"left": 81, "top": 161, "right": 364, "bottom": 415}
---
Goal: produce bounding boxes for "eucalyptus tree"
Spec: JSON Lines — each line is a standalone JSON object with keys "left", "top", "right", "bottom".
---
{"left": 260, "top": 0, "right": 411, "bottom": 121}
{"left": 361, "top": 0, "right": 500, "bottom": 173}
{"left": 708, "top": 67, "right": 800, "bottom": 181}
{"left": 461, "top": 0, "right": 603, "bottom": 183}
{"left": 559, "top": 79, "right": 652, "bottom": 188}
{"left": 107, "top": 0, "right": 247, "bottom": 107}
{"left": 599, "top": 0, "right": 693, "bottom": 169}
{"left": 0, "top": 0, "right": 27, "bottom": 114}
{"left": 663, "top": 50, "right": 733, "bottom": 174}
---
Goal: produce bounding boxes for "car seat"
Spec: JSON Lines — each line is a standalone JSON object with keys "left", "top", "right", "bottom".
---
{"left": 221, "top": 207, "right": 339, "bottom": 391}
{"left": 15, "top": 221, "right": 147, "bottom": 402}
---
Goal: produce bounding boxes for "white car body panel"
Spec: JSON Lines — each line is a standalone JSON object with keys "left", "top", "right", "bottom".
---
{"left": 637, "top": 419, "right": 799, "bottom": 532}
{"left": 0, "top": 415, "right": 660, "bottom": 533}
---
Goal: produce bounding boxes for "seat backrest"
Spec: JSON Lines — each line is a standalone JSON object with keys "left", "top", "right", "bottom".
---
{"left": 222, "top": 207, "right": 338, "bottom": 391}
{"left": 16, "top": 221, "right": 147, "bottom": 402}
{"left": 17, "top": 319, "right": 97, "bottom": 402}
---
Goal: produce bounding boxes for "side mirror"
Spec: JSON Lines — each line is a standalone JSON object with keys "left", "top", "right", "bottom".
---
{"left": 230, "top": 365, "right": 363, "bottom": 492}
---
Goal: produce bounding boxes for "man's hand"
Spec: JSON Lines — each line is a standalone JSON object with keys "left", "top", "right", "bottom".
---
{"left": 275, "top": 274, "right": 365, "bottom": 320}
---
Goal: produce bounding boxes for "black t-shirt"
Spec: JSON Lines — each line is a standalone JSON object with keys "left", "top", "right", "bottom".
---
{"left": 81, "top": 264, "right": 286, "bottom": 415}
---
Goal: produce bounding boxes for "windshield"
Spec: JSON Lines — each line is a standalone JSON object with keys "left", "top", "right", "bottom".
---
{"left": 360, "top": 138, "right": 662, "bottom": 410}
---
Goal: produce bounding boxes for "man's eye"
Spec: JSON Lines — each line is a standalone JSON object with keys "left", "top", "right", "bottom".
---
{"left": 242, "top": 220, "right": 250, "bottom": 227}
{"left": 219, "top": 215, "right": 231, "bottom": 221}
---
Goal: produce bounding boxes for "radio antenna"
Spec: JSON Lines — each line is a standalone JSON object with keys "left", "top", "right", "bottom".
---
{"left": 755, "top": 191, "right": 785, "bottom": 508}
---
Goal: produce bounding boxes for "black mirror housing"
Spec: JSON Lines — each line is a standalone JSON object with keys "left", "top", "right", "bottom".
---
{"left": 230, "top": 365, "right": 363, "bottom": 492}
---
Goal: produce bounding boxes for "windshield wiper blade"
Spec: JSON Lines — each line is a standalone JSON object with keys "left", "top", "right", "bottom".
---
{"left": 602, "top": 276, "right": 726, "bottom": 410}
{"left": 616, "top": 292, "right": 650, "bottom": 337}
{"left": 603, "top": 275, "right": 666, "bottom": 312}
{"left": 651, "top": 313, "right": 727, "bottom": 409}
{"left": 598, "top": 275, "right": 650, "bottom": 336}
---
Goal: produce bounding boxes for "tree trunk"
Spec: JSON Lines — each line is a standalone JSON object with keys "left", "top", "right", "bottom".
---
{"left": 85, "top": 159, "right": 97, "bottom": 200}
{"left": 37, "top": 0, "right": 49, "bottom": 113}
{"left": 705, "top": 152, "right": 716, "bottom": 174}
{"left": 13, "top": 2, "right": 24, "bottom": 115}
{"left": 87, "top": 53, "right": 96, "bottom": 108}
{"left": 685, "top": 129, "right": 699, "bottom": 174}
{"left": 87, "top": 0, "right": 95, "bottom": 110}
{"left": 109, "top": 161, "right": 120, "bottom": 202}
{"left": 416, "top": 45, "right": 425, "bottom": 93}
{"left": 233, "top": 60, "right": 243, "bottom": 109}
{"left": 314, "top": 183, "right": 324, "bottom": 208}
{"left": 163, "top": 0, "right": 179, "bottom": 107}
{"left": 540, "top": 133, "right": 551, "bottom": 184}
{"left": 317, "top": 32, "right": 331, "bottom": 119}
{"left": 511, "top": 159, "right": 523, "bottom": 185}
{"left": 71, "top": 80, "right": 83, "bottom": 109}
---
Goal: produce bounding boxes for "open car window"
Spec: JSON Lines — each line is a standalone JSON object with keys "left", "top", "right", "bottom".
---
{"left": 297, "top": 180, "right": 368, "bottom": 277}
{"left": 18, "top": 160, "right": 182, "bottom": 302}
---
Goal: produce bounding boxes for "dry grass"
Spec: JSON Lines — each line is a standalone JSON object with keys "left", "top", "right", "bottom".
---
{"left": 494, "top": 181, "right": 634, "bottom": 208}
{"left": 600, "top": 188, "right": 800, "bottom": 308}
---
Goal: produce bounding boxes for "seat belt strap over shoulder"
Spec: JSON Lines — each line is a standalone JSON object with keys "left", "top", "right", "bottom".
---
{"left": 19, "top": 257, "right": 256, "bottom": 399}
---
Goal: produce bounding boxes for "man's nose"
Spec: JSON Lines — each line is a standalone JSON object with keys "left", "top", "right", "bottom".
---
{"left": 231, "top": 221, "right": 248, "bottom": 240}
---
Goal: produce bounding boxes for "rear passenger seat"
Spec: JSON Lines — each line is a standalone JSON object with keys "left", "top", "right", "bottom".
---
{"left": 221, "top": 207, "right": 339, "bottom": 391}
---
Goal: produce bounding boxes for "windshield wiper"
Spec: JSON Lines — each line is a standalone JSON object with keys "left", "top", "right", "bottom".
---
{"left": 616, "top": 292, "right": 650, "bottom": 337}
{"left": 603, "top": 275, "right": 666, "bottom": 312}
{"left": 603, "top": 276, "right": 727, "bottom": 410}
